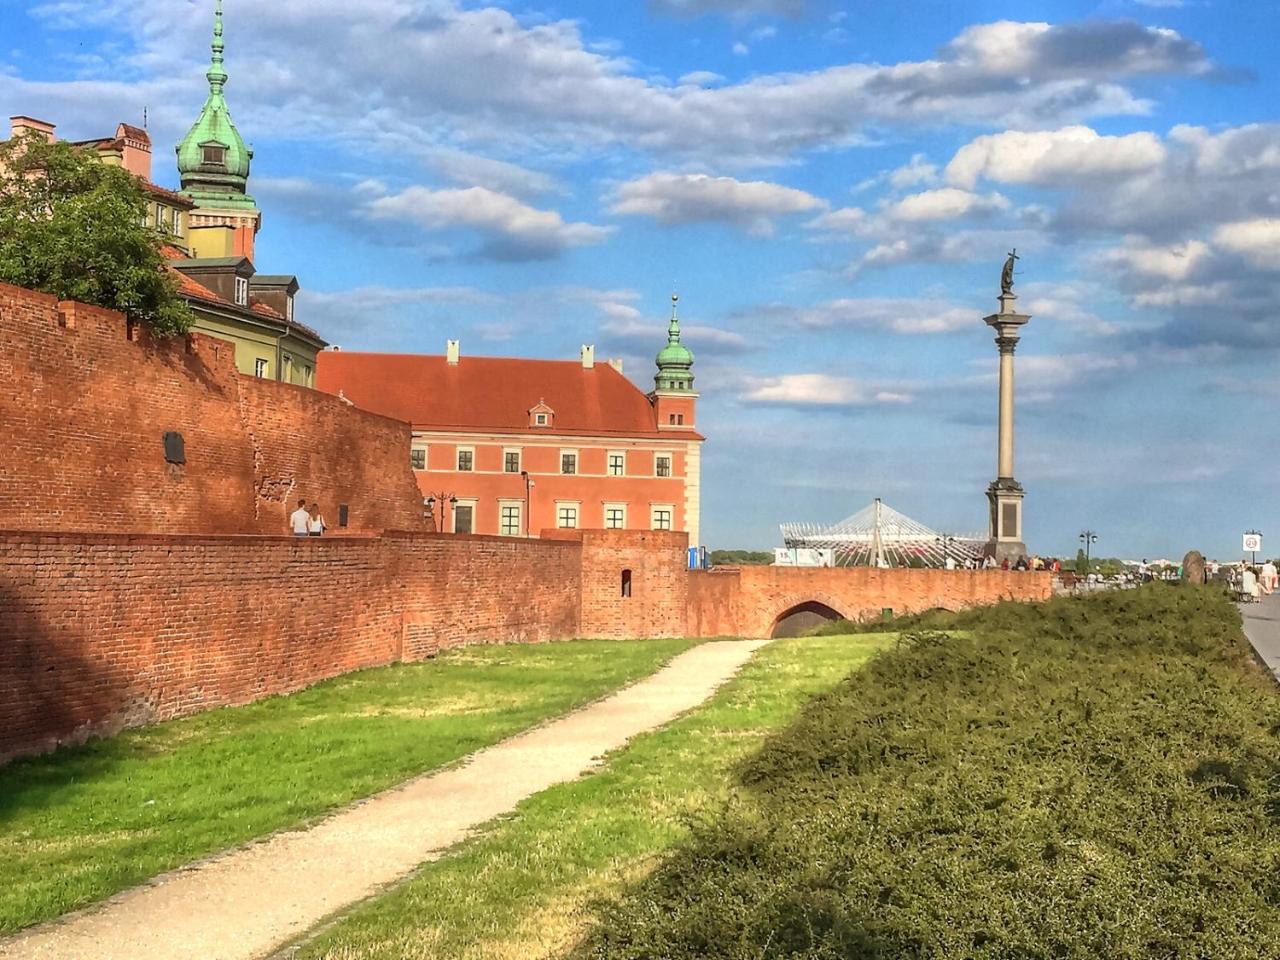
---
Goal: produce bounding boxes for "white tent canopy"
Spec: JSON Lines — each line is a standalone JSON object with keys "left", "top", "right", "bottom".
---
{"left": 780, "top": 498, "right": 985, "bottom": 568}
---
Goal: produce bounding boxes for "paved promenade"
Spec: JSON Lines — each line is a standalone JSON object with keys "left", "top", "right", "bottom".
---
{"left": 1238, "top": 592, "right": 1280, "bottom": 683}
{"left": 0, "top": 640, "right": 767, "bottom": 960}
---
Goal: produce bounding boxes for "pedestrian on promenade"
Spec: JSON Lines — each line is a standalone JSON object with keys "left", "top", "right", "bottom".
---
{"left": 308, "top": 502, "right": 327, "bottom": 537}
{"left": 289, "top": 499, "right": 311, "bottom": 538}
{"left": 1262, "top": 559, "right": 1277, "bottom": 594}
{"left": 1242, "top": 566, "right": 1261, "bottom": 602}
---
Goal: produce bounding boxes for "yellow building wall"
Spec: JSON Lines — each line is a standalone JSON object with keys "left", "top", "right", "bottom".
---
{"left": 190, "top": 309, "right": 321, "bottom": 385}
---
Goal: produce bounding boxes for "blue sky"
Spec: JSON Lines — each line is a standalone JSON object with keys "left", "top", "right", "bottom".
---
{"left": 4, "top": 0, "right": 1279, "bottom": 560}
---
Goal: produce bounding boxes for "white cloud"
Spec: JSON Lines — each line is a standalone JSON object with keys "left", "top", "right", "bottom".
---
{"left": 422, "top": 149, "right": 562, "bottom": 199}
{"left": 946, "top": 126, "right": 1166, "bottom": 188}
{"left": 806, "top": 206, "right": 867, "bottom": 234}
{"left": 1102, "top": 238, "right": 1212, "bottom": 281}
{"left": 746, "top": 297, "right": 974, "bottom": 335}
{"left": 1212, "top": 219, "right": 1280, "bottom": 269}
{"left": 610, "top": 172, "right": 824, "bottom": 234}
{"left": 740, "top": 374, "right": 914, "bottom": 407}
{"left": 366, "top": 185, "right": 612, "bottom": 260}
{"left": 603, "top": 317, "right": 750, "bottom": 354}
{"left": 732, "top": 41, "right": 750, "bottom": 56}
{"left": 649, "top": 0, "right": 809, "bottom": 18}
{"left": 884, "top": 187, "right": 1010, "bottom": 222}
{"left": 889, "top": 153, "right": 940, "bottom": 189}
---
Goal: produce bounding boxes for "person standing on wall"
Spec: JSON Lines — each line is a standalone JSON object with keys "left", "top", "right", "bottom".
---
{"left": 290, "top": 499, "right": 311, "bottom": 538}
{"left": 308, "top": 502, "right": 327, "bottom": 538}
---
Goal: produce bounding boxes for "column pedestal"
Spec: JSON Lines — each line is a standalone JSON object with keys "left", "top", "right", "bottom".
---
{"left": 986, "top": 479, "right": 1026, "bottom": 563}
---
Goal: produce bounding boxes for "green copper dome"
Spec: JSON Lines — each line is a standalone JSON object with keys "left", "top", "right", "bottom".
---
{"left": 176, "top": 1, "right": 256, "bottom": 210}
{"left": 655, "top": 293, "right": 695, "bottom": 392}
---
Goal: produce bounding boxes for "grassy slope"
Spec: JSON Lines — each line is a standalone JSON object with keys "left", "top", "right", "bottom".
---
{"left": 580, "top": 587, "right": 1280, "bottom": 960}
{"left": 292, "top": 634, "right": 896, "bottom": 960}
{"left": 0, "top": 638, "right": 692, "bottom": 934}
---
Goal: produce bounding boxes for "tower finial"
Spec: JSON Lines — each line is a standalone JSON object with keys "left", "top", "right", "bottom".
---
{"left": 208, "top": 0, "right": 228, "bottom": 95}
{"left": 668, "top": 291, "right": 681, "bottom": 343}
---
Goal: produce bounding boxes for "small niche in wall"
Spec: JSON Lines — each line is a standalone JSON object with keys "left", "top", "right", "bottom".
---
{"left": 163, "top": 432, "right": 186, "bottom": 465}
{"left": 339, "top": 504, "right": 350, "bottom": 528}
{"left": 621, "top": 569, "right": 633, "bottom": 598}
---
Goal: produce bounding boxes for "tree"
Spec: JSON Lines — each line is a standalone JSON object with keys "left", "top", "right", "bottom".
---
{"left": 0, "top": 131, "right": 193, "bottom": 335}
{"left": 1075, "top": 549, "right": 1090, "bottom": 574}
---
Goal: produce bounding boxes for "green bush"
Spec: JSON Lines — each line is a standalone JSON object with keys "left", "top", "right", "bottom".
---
{"left": 578, "top": 587, "right": 1280, "bottom": 959}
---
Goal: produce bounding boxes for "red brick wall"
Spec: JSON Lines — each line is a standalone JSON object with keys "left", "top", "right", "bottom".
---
{"left": 578, "top": 529, "right": 689, "bottom": 639}
{"left": 0, "top": 283, "right": 423, "bottom": 535}
{"left": 0, "top": 530, "right": 585, "bottom": 762}
{"left": 688, "top": 565, "right": 1055, "bottom": 638}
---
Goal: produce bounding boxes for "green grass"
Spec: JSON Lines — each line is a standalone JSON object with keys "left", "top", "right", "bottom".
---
{"left": 0, "top": 638, "right": 693, "bottom": 934}
{"left": 579, "top": 587, "right": 1280, "bottom": 960}
{"left": 291, "top": 634, "right": 896, "bottom": 960}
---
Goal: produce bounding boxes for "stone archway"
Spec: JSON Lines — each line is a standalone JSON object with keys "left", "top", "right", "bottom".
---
{"left": 770, "top": 600, "right": 847, "bottom": 638}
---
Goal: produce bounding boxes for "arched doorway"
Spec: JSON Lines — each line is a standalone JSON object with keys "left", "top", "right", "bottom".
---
{"left": 771, "top": 600, "right": 846, "bottom": 638}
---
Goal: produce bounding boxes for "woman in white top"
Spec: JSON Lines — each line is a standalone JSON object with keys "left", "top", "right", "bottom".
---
{"left": 307, "top": 502, "right": 326, "bottom": 537}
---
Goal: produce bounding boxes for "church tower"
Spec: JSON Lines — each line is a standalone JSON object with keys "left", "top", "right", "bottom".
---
{"left": 651, "top": 293, "right": 701, "bottom": 546}
{"left": 176, "top": 1, "right": 262, "bottom": 262}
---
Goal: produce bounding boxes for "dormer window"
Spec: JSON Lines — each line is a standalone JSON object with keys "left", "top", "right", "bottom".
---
{"left": 528, "top": 400, "right": 555, "bottom": 428}
{"left": 535, "top": 413, "right": 548, "bottom": 426}
{"left": 202, "top": 144, "right": 227, "bottom": 166}
{"left": 234, "top": 276, "right": 249, "bottom": 306}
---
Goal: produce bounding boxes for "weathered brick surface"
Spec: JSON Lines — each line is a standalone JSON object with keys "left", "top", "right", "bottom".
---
{"left": 577, "top": 530, "right": 690, "bottom": 639}
{"left": 0, "top": 283, "right": 423, "bottom": 535}
{"left": 688, "top": 565, "right": 1055, "bottom": 638}
{"left": 0, "top": 530, "right": 585, "bottom": 762}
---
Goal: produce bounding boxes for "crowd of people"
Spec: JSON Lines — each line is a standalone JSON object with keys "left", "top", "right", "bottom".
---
{"left": 945, "top": 555, "right": 1062, "bottom": 572}
{"left": 1230, "top": 560, "right": 1278, "bottom": 602}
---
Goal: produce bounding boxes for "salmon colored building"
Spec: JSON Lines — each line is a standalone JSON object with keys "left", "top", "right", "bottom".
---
{"left": 318, "top": 296, "right": 704, "bottom": 545}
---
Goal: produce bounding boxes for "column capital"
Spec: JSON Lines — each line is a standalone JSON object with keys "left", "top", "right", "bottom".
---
{"left": 996, "top": 336, "right": 1019, "bottom": 355}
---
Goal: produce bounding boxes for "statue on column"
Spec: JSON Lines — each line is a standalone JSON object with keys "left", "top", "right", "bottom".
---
{"left": 1000, "top": 249, "right": 1020, "bottom": 296}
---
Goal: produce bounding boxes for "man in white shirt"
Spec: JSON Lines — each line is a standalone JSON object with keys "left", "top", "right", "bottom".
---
{"left": 289, "top": 499, "right": 311, "bottom": 537}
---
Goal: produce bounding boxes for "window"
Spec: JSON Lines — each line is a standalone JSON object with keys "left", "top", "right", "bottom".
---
{"left": 500, "top": 503, "right": 522, "bottom": 537}
{"left": 561, "top": 452, "right": 577, "bottom": 475}
{"left": 621, "top": 569, "right": 633, "bottom": 598}
{"left": 171, "top": 211, "right": 183, "bottom": 237}
{"left": 605, "top": 504, "right": 626, "bottom": 529}
{"left": 286, "top": 296, "right": 294, "bottom": 322}
{"left": 234, "top": 276, "right": 249, "bottom": 306}
{"left": 154, "top": 204, "right": 167, "bottom": 230}
{"left": 282, "top": 355, "right": 293, "bottom": 381}
{"left": 504, "top": 450, "right": 522, "bottom": 473}
{"left": 254, "top": 358, "right": 268, "bottom": 379}
{"left": 454, "top": 503, "right": 474, "bottom": 535}
{"left": 655, "top": 455, "right": 672, "bottom": 478}
{"left": 651, "top": 506, "right": 673, "bottom": 531}
{"left": 303, "top": 365, "right": 312, "bottom": 386}
{"left": 535, "top": 413, "right": 549, "bottom": 426}
{"left": 456, "top": 448, "right": 474, "bottom": 472}
{"left": 410, "top": 448, "right": 427, "bottom": 471}
{"left": 668, "top": 413, "right": 685, "bottom": 425}
{"left": 202, "top": 144, "right": 227, "bottom": 165}
{"left": 557, "top": 504, "right": 579, "bottom": 529}
{"left": 607, "top": 452, "right": 625, "bottom": 476}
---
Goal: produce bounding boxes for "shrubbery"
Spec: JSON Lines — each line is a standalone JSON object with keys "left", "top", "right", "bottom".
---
{"left": 578, "top": 588, "right": 1280, "bottom": 959}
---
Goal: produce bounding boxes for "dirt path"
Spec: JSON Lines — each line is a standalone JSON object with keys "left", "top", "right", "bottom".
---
{"left": 1, "top": 640, "right": 767, "bottom": 960}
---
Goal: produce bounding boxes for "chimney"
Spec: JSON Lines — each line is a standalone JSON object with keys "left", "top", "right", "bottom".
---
{"left": 608, "top": 358, "right": 624, "bottom": 374}
{"left": 9, "top": 116, "right": 56, "bottom": 143}
{"left": 446, "top": 339, "right": 460, "bottom": 365}
{"left": 580, "top": 344, "right": 595, "bottom": 369}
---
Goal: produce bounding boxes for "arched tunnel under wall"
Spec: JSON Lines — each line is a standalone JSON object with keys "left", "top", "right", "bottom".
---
{"left": 771, "top": 600, "right": 846, "bottom": 638}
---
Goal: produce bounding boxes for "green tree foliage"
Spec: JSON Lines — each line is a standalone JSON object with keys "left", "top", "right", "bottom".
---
{"left": 0, "top": 131, "right": 193, "bottom": 335}
{"left": 578, "top": 587, "right": 1280, "bottom": 959}
{"left": 709, "top": 550, "right": 774, "bottom": 566}
{"left": 1074, "top": 548, "right": 1090, "bottom": 573}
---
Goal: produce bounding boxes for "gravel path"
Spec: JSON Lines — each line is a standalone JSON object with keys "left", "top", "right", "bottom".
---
{"left": 0, "top": 640, "right": 768, "bottom": 960}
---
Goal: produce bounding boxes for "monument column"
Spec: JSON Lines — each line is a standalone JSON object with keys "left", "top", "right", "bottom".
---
{"left": 985, "top": 251, "right": 1031, "bottom": 563}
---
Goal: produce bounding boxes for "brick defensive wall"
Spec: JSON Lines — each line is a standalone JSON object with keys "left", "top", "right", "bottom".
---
{"left": 0, "top": 283, "right": 423, "bottom": 535}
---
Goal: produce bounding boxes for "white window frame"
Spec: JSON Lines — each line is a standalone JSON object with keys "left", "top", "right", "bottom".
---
{"left": 503, "top": 447, "right": 523, "bottom": 474}
{"left": 171, "top": 210, "right": 183, "bottom": 237}
{"left": 286, "top": 296, "right": 294, "bottom": 322}
{"left": 534, "top": 412, "right": 549, "bottom": 426}
{"left": 234, "top": 276, "right": 249, "bottom": 306}
{"left": 607, "top": 451, "right": 626, "bottom": 477}
{"left": 655, "top": 452, "right": 674, "bottom": 478}
{"left": 604, "top": 503, "right": 627, "bottom": 530}
{"left": 560, "top": 449, "right": 578, "bottom": 476}
{"left": 556, "top": 501, "right": 580, "bottom": 529}
{"left": 410, "top": 446, "right": 427, "bottom": 471}
{"left": 651, "top": 504, "right": 674, "bottom": 531}
{"left": 254, "top": 358, "right": 268, "bottom": 379}
{"left": 498, "top": 500, "right": 523, "bottom": 537}
{"left": 456, "top": 446, "right": 475, "bottom": 472}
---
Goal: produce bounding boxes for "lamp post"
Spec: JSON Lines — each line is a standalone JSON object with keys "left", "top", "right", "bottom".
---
{"left": 520, "top": 471, "right": 535, "bottom": 537}
{"left": 425, "top": 492, "right": 458, "bottom": 533}
{"left": 1079, "top": 530, "right": 1098, "bottom": 575}
{"left": 936, "top": 534, "right": 956, "bottom": 569}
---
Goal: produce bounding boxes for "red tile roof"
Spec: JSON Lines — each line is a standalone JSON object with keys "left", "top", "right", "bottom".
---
{"left": 144, "top": 181, "right": 195, "bottom": 208}
{"left": 317, "top": 352, "right": 694, "bottom": 439}
{"left": 169, "top": 267, "right": 325, "bottom": 344}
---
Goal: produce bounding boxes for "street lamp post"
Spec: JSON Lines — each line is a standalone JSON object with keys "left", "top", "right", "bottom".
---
{"left": 936, "top": 535, "right": 955, "bottom": 569}
{"left": 520, "top": 471, "right": 535, "bottom": 537}
{"left": 425, "top": 492, "right": 458, "bottom": 533}
{"left": 1079, "top": 530, "right": 1098, "bottom": 576}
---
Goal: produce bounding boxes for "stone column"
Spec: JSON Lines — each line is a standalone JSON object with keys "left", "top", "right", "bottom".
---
{"left": 984, "top": 291, "right": 1031, "bottom": 563}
